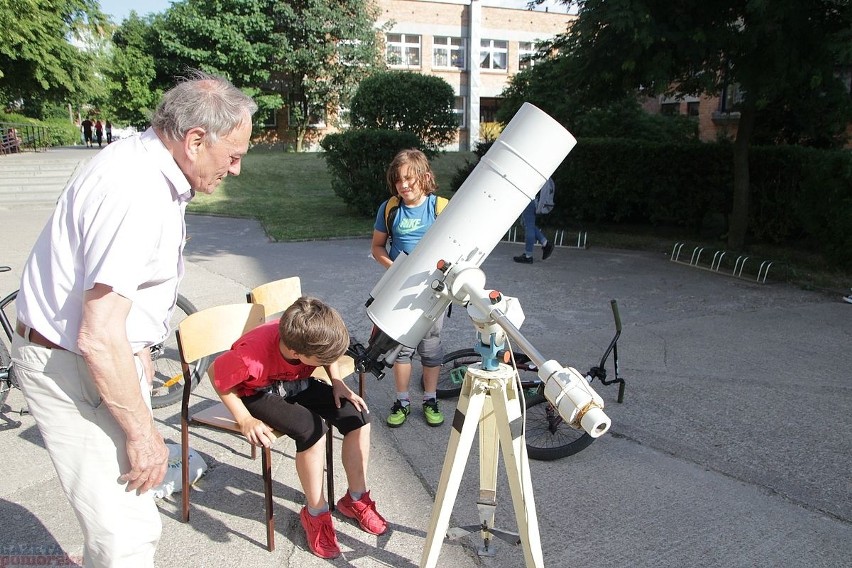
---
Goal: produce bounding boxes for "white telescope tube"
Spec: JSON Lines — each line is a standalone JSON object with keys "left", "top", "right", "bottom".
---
{"left": 539, "top": 362, "right": 610, "bottom": 437}
{"left": 367, "top": 103, "right": 577, "bottom": 347}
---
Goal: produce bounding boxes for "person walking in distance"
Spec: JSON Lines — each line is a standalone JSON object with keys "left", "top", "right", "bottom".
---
{"left": 94, "top": 119, "right": 104, "bottom": 147}
{"left": 81, "top": 117, "right": 93, "bottom": 147}
{"left": 371, "top": 149, "right": 448, "bottom": 428}
{"left": 11, "top": 70, "right": 257, "bottom": 567}
{"left": 514, "top": 177, "right": 555, "bottom": 264}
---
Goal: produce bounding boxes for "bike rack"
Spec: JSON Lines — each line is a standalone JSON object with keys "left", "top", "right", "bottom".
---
{"left": 554, "top": 229, "right": 587, "bottom": 249}
{"left": 671, "top": 242, "right": 782, "bottom": 284}
{"left": 502, "top": 223, "right": 523, "bottom": 244}
{"left": 502, "top": 226, "right": 588, "bottom": 250}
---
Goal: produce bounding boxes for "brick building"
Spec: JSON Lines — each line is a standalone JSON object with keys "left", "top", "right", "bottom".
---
{"left": 375, "top": 0, "right": 574, "bottom": 150}
{"left": 261, "top": 0, "right": 574, "bottom": 151}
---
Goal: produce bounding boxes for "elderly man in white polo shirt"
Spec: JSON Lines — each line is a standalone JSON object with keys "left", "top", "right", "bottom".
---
{"left": 11, "top": 71, "right": 256, "bottom": 567}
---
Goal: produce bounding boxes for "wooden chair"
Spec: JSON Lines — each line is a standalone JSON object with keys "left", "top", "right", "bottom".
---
{"left": 176, "top": 303, "right": 282, "bottom": 550}
{"left": 245, "top": 277, "right": 358, "bottom": 513}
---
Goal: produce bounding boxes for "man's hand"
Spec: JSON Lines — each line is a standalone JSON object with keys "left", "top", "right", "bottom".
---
{"left": 121, "top": 430, "right": 169, "bottom": 494}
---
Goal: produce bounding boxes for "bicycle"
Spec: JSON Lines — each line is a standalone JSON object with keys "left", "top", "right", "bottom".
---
{"left": 0, "top": 267, "right": 207, "bottom": 411}
{"left": 436, "top": 299, "right": 626, "bottom": 461}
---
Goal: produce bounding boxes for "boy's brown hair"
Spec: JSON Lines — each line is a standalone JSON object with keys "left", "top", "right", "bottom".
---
{"left": 385, "top": 148, "right": 438, "bottom": 196}
{"left": 279, "top": 296, "right": 349, "bottom": 365}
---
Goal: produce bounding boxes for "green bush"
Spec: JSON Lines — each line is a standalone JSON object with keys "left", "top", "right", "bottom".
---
{"left": 320, "top": 129, "right": 425, "bottom": 217}
{"left": 451, "top": 136, "right": 851, "bottom": 267}
{"left": 1, "top": 112, "right": 78, "bottom": 147}
{"left": 349, "top": 71, "right": 458, "bottom": 151}
{"left": 42, "top": 118, "right": 81, "bottom": 146}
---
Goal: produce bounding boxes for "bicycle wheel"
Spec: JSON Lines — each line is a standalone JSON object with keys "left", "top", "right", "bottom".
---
{"left": 436, "top": 349, "right": 481, "bottom": 399}
{"left": 150, "top": 294, "right": 209, "bottom": 409}
{"left": 0, "top": 290, "right": 19, "bottom": 409}
{"left": 524, "top": 392, "right": 595, "bottom": 461}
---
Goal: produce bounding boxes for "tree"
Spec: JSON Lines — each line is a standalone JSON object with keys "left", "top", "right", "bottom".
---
{"left": 104, "top": 13, "right": 161, "bottom": 128}
{"left": 0, "top": 0, "right": 108, "bottom": 115}
{"left": 497, "top": 59, "right": 697, "bottom": 142}
{"left": 349, "top": 71, "right": 459, "bottom": 151}
{"left": 542, "top": 0, "right": 852, "bottom": 250}
{"left": 149, "top": 0, "right": 384, "bottom": 151}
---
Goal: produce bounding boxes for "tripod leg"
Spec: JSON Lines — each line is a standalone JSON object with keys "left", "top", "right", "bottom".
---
{"left": 493, "top": 377, "right": 544, "bottom": 568}
{"left": 477, "top": 390, "right": 499, "bottom": 554}
{"left": 421, "top": 372, "right": 488, "bottom": 568}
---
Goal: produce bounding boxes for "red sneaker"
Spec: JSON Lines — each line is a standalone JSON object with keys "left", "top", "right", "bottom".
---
{"left": 336, "top": 490, "right": 388, "bottom": 535}
{"left": 299, "top": 506, "right": 341, "bottom": 559}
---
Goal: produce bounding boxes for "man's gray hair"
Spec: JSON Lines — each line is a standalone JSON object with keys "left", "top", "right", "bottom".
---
{"left": 152, "top": 69, "right": 258, "bottom": 144}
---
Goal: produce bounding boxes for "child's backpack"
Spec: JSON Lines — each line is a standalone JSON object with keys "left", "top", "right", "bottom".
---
{"left": 384, "top": 194, "right": 449, "bottom": 241}
{"left": 535, "top": 178, "right": 556, "bottom": 215}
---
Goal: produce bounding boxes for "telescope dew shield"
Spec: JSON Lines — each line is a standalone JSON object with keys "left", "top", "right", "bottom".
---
{"left": 367, "top": 103, "right": 577, "bottom": 347}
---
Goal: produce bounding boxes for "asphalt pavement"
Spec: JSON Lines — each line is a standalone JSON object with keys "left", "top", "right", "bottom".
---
{"left": 0, "top": 149, "right": 850, "bottom": 568}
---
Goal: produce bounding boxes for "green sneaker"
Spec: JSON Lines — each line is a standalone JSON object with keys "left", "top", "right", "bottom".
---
{"left": 423, "top": 399, "right": 444, "bottom": 427}
{"left": 387, "top": 400, "right": 410, "bottom": 427}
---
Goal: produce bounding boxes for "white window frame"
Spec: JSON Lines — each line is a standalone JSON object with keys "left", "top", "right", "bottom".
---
{"left": 433, "top": 36, "right": 466, "bottom": 70}
{"left": 386, "top": 33, "right": 421, "bottom": 68}
{"left": 480, "top": 39, "right": 508, "bottom": 71}
{"left": 518, "top": 41, "right": 537, "bottom": 71}
{"left": 453, "top": 96, "right": 466, "bottom": 128}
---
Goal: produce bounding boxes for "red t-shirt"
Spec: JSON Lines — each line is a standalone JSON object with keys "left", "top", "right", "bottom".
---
{"left": 212, "top": 322, "right": 317, "bottom": 397}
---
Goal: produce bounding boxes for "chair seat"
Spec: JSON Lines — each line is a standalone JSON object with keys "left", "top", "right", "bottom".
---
{"left": 191, "top": 402, "right": 282, "bottom": 441}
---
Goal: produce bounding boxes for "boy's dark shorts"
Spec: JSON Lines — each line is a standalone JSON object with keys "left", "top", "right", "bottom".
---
{"left": 241, "top": 378, "right": 369, "bottom": 452}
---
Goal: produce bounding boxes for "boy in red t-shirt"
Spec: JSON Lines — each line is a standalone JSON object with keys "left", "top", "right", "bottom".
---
{"left": 211, "top": 296, "right": 386, "bottom": 559}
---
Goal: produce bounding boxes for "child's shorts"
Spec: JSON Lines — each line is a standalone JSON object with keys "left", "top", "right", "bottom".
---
{"left": 241, "top": 379, "right": 369, "bottom": 452}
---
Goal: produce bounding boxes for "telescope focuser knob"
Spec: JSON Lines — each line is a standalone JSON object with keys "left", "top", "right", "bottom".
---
{"left": 436, "top": 259, "right": 451, "bottom": 273}
{"left": 431, "top": 280, "right": 446, "bottom": 293}
{"left": 489, "top": 290, "right": 503, "bottom": 304}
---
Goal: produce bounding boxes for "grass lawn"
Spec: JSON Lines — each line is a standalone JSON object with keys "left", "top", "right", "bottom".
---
{"left": 189, "top": 148, "right": 474, "bottom": 241}
{"left": 190, "top": 149, "right": 851, "bottom": 293}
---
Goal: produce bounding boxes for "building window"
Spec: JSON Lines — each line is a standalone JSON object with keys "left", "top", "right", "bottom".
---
{"left": 262, "top": 109, "right": 277, "bottom": 128}
{"left": 518, "top": 41, "right": 537, "bottom": 71}
{"left": 686, "top": 101, "right": 700, "bottom": 117}
{"left": 433, "top": 36, "right": 465, "bottom": 70}
{"left": 720, "top": 83, "right": 743, "bottom": 113}
{"left": 453, "top": 96, "right": 466, "bottom": 127}
{"left": 480, "top": 97, "right": 501, "bottom": 123}
{"left": 386, "top": 33, "right": 421, "bottom": 67}
{"left": 480, "top": 39, "right": 508, "bottom": 71}
{"left": 660, "top": 102, "right": 680, "bottom": 116}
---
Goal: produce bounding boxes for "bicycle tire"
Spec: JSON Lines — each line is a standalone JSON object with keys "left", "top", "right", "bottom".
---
{"left": 0, "top": 290, "right": 19, "bottom": 410}
{"left": 0, "top": 339, "right": 12, "bottom": 409}
{"left": 436, "top": 348, "right": 481, "bottom": 399}
{"left": 150, "top": 294, "right": 209, "bottom": 409}
{"left": 524, "top": 392, "right": 595, "bottom": 461}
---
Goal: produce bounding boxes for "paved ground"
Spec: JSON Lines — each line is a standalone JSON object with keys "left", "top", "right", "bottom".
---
{"left": 0, "top": 148, "right": 850, "bottom": 567}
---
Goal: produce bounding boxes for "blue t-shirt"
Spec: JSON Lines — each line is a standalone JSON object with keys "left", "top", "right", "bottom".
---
{"left": 374, "top": 194, "right": 439, "bottom": 261}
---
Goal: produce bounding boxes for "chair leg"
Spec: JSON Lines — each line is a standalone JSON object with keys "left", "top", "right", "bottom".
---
{"left": 261, "top": 445, "right": 275, "bottom": 552}
{"left": 325, "top": 420, "right": 335, "bottom": 511}
{"left": 181, "top": 419, "right": 190, "bottom": 522}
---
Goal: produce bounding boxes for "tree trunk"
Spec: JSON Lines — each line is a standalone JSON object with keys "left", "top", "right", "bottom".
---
{"left": 727, "top": 100, "right": 757, "bottom": 251}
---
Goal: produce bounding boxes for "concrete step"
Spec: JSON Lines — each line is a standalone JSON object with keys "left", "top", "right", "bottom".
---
{"left": 0, "top": 149, "right": 85, "bottom": 204}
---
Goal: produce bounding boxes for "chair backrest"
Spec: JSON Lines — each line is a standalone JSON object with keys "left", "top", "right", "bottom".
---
{"left": 246, "top": 277, "right": 301, "bottom": 321}
{"left": 177, "top": 303, "right": 266, "bottom": 365}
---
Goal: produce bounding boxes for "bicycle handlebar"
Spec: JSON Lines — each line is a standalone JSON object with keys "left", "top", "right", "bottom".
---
{"left": 610, "top": 299, "right": 622, "bottom": 333}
